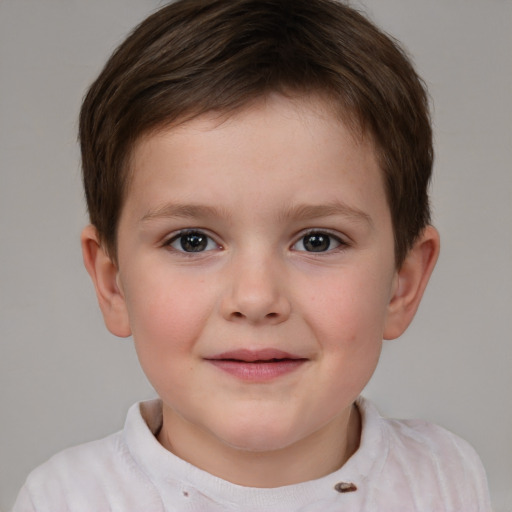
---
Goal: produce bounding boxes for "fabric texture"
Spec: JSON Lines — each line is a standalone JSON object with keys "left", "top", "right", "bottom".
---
{"left": 11, "top": 397, "right": 492, "bottom": 512}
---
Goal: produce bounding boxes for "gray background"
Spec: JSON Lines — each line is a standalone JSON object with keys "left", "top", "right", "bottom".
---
{"left": 1, "top": 0, "right": 511, "bottom": 510}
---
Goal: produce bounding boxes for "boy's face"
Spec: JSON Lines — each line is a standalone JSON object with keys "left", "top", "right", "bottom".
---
{"left": 111, "top": 95, "right": 401, "bottom": 460}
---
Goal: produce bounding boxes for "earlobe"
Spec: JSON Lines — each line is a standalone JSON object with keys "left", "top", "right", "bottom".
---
{"left": 383, "top": 226, "right": 440, "bottom": 340}
{"left": 81, "top": 225, "right": 132, "bottom": 338}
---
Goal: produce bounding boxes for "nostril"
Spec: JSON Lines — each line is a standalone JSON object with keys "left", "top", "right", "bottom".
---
{"left": 233, "top": 312, "right": 244, "bottom": 318}
{"left": 266, "top": 312, "right": 278, "bottom": 318}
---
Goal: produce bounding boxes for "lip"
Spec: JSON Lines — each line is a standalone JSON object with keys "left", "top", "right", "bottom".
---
{"left": 205, "top": 349, "right": 308, "bottom": 382}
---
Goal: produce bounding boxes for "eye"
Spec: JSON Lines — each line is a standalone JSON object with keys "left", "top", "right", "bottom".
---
{"left": 292, "top": 231, "right": 343, "bottom": 253}
{"left": 167, "top": 230, "right": 219, "bottom": 253}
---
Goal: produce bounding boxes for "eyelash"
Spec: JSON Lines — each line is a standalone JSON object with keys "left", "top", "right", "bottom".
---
{"left": 292, "top": 230, "right": 348, "bottom": 253}
{"left": 164, "top": 229, "right": 348, "bottom": 254}
{"left": 164, "top": 229, "right": 220, "bottom": 254}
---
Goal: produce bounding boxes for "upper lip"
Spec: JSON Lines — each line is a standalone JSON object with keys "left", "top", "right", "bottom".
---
{"left": 206, "top": 349, "right": 306, "bottom": 362}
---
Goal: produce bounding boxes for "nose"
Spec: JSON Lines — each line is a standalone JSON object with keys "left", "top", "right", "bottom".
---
{"left": 220, "top": 253, "right": 291, "bottom": 325}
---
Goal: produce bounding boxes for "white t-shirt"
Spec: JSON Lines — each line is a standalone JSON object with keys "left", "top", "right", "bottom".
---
{"left": 12, "top": 397, "right": 491, "bottom": 512}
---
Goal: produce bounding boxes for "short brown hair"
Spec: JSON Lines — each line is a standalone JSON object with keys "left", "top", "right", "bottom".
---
{"left": 80, "top": 0, "right": 433, "bottom": 266}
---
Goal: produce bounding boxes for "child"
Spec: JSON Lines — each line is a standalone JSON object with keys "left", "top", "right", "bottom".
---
{"left": 12, "top": 0, "right": 491, "bottom": 510}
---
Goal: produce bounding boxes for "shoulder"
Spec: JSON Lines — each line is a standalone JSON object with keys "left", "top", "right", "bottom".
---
{"left": 385, "top": 413, "right": 486, "bottom": 478}
{"left": 12, "top": 432, "right": 124, "bottom": 511}
{"left": 11, "top": 402, "right": 163, "bottom": 512}
{"left": 28, "top": 429, "right": 126, "bottom": 479}
{"left": 356, "top": 397, "right": 492, "bottom": 511}
{"left": 357, "top": 397, "right": 485, "bottom": 469}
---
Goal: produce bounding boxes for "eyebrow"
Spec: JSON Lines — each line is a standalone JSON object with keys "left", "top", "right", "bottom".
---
{"left": 278, "top": 201, "right": 373, "bottom": 227}
{"left": 141, "top": 203, "right": 233, "bottom": 222}
{"left": 141, "top": 200, "right": 372, "bottom": 227}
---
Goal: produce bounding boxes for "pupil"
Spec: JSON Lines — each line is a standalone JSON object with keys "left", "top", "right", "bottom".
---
{"left": 181, "top": 232, "right": 207, "bottom": 252}
{"left": 304, "top": 234, "right": 330, "bottom": 252}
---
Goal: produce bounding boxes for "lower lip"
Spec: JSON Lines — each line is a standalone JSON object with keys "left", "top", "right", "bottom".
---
{"left": 207, "top": 359, "right": 307, "bottom": 382}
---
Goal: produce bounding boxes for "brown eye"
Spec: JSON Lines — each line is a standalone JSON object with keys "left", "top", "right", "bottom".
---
{"left": 303, "top": 233, "right": 331, "bottom": 252}
{"left": 293, "top": 231, "right": 342, "bottom": 253}
{"left": 169, "top": 231, "right": 217, "bottom": 252}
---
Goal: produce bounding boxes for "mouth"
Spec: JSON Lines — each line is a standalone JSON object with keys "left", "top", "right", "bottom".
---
{"left": 205, "top": 349, "right": 308, "bottom": 382}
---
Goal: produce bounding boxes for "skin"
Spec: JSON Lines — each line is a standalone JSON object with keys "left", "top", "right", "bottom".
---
{"left": 82, "top": 94, "right": 439, "bottom": 487}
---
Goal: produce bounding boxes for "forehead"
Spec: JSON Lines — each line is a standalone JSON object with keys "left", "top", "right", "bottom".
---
{"left": 128, "top": 92, "right": 371, "bottom": 170}
{"left": 123, "top": 94, "right": 386, "bottom": 222}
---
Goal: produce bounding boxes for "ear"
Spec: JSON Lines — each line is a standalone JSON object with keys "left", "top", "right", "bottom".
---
{"left": 383, "top": 226, "right": 440, "bottom": 340}
{"left": 81, "top": 225, "right": 131, "bottom": 338}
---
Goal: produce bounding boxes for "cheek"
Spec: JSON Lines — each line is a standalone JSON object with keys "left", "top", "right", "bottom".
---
{"left": 303, "top": 273, "right": 388, "bottom": 405}
{"left": 121, "top": 269, "right": 214, "bottom": 372}
{"left": 302, "top": 268, "right": 392, "bottom": 346}
{"left": 129, "top": 290, "right": 211, "bottom": 403}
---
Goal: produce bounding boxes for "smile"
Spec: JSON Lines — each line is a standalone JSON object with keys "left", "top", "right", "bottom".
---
{"left": 205, "top": 349, "right": 308, "bottom": 382}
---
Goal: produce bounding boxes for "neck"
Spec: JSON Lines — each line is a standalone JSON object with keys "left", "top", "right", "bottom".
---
{"left": 157, "top": 403, "right": 361, "bottom": 488}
